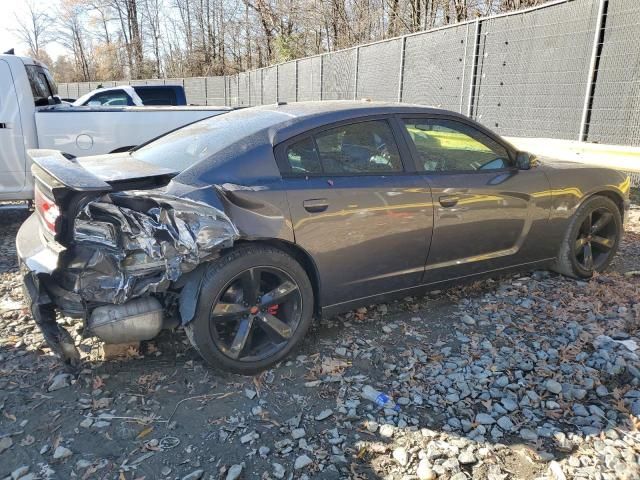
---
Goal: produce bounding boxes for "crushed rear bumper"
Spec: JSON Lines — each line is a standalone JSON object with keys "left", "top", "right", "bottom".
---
{"left": 17, "top": 213, "right": 83, "bottom": 365}
{"left": 17, "top": 191, "right": 240, "bottom": 366}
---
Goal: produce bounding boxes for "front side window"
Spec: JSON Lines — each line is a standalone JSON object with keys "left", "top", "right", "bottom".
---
{"left": 403, "top": 119, "right": 511, "bottom": 172}
{"left": 285, "top": 120, "right": 403, "bottom": 175}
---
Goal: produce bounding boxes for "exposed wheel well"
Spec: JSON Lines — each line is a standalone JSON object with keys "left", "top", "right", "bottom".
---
{"left": 233, "top": 239, "right": 322, "bottom": 316}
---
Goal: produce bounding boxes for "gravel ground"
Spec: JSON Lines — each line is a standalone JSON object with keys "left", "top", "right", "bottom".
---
{"left": 1, "top": 203, "right": 640, "bottom": 480}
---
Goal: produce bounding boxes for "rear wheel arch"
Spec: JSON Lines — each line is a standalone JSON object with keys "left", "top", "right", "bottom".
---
{"left": 183, "top": 242, "right": 315, "bottom": 374}
{"left": 177, "top": 239, "right": 321, "bottom": 325}
{"left": 236, "top": 239, "right": 322, "bottom": 317}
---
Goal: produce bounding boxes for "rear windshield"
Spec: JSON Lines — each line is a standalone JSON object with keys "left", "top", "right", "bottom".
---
{"left": 25, "top": 65, "right": 58, "bottom": 107}
{"left": 135, "top": 86, "right": 178, "bottom": 105}
{"left": 132, "top": 109, "right": 290, "bottom": 170}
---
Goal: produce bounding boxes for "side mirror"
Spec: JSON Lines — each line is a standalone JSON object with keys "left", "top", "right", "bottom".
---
{"left": 516, "top": 151, "right": 534, "bottom": 170}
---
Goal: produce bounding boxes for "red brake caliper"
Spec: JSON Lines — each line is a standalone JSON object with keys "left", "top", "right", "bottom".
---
{"left": 267, "top": 304, "right": 279, "bottom": 316}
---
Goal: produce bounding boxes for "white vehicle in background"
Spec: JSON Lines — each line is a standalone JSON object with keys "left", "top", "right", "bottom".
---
{"left": 72, "top": 84, "right": 189, "bottom": 106}
{"left": 0, "top": 54, "right": 230, "bottom": 201}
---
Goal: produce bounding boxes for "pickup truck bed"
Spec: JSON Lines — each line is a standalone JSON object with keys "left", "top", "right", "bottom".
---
{"left": 36, "top": 105, "right": 229, "bottom": 157}
{"left": 0, "top": 53, "right": 231, "bottom": 201}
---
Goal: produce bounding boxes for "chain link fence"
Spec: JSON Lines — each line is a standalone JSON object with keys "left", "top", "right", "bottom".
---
{"left": 57, "top": 0, "right": 639, "bottom": 147}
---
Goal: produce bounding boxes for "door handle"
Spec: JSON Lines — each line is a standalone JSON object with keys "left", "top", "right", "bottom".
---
{"left": 0, "top": 123, "right": 7, "bottom": 129}
{"left": 303, "top": 198, "right": 329, "bottom": 213}
{"left": 439, "top": 195, "right": 459, "bottom": 208}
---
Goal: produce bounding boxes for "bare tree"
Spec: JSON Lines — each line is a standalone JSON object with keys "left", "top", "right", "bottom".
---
{"left": 33, "top": 0, "right": 548, "bottom": 81}
{"left": 142, "top": 0, "right": 163, "bottom": 76}
{"left": 13, "top": 1, "right": 53, "bottom": 61}
{"left": 58, "top": 0, "right": 93, "bottom": 81}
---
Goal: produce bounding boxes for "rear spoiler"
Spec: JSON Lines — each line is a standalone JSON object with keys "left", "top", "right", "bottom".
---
{"left": 28, "top": 149, "right": 112, "bottom": 192}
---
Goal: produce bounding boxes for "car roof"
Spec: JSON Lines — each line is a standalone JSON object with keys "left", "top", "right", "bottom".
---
{"left": 133, "top": 85, "right": 182, "bottom": 89}
{"left": 254, "top": 100, "right": 453, "bottom": 116}
{"left": 255, "top": 100, "right": 464, "bottom": 123}
{"left": 248, "top": 101, "right": 473, "bottom": 145}
{"left": 170, "top": 101, "right": 504, "bottom": 186}
{"left": 0, "top": 54, "right": 47, "bottom": 68}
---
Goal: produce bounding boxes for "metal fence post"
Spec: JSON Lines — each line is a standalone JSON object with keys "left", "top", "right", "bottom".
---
{"left": 467, "top": 18, "right": 481, "bottom": 118}
{"left": 295, "top": 60, "right": 299, "bottom": 102}
{"left": 353, "top": 46, "right": 360, "bottom": 100}
{"left": 276, "top": 65, "right": 279, "bottom": 103}
{"left": 459, "top": 23, "right": 470, "bottom": 114}
{"left": 223, "top": 76, "right": 228, "bottom": 106}
{"left": 397, "top": 36, "right": 406, "bottom": 102}
{"left": 579, "top": 0, "right": 607, "bottom": 142}
{"left": 319, "top": 54, "right": 324, "bottom": 101}
{"left": 247, "top": 73, "right": 251, "bottom": 106}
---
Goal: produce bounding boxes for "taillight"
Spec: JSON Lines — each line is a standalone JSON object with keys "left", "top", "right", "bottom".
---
{"left": 35, "top": 186, "right": 60, "bottom": 234}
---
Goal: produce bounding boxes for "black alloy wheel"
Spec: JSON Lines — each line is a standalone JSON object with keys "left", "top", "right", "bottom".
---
{"left": 574, "top": 207, "right": 618, "bottom": 271}
{"left": 554, "top": 195, "right": 622, "bottom": 278}
{"left": 210, "top": 266, "right": 302, "bottom": 362}
{"left": 185, "top": 245, "right": 314, "bottom": 374}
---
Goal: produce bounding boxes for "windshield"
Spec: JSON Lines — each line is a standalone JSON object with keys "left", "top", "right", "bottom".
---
{"left": 133, "top": 109, "right": 291, "bottom": 170}
{"left": 25, "top": 65, "right": 58, "bottom": 107}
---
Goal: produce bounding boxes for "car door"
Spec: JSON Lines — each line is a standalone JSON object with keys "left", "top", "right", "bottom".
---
{"left": 277, "top": 117, "right": 434, "bottom": 308}
{"left": 398, "top": 116, "right": 553, "bottom": 283}
{"left": 0, "top": 59, "right": 26, "bottom": 194}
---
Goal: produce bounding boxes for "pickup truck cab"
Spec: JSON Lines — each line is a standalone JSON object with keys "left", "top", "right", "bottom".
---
{"left": 72, "top": 85, "right": 188, "bottom": 106}
{"left": 0, "top": 54, "right": 229, "bottom": 201}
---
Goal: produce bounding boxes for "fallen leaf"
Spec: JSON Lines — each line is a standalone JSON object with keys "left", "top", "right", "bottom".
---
{"left": 136, "top": 426, "right": 154, "bottom": 440}
{"left": 3, "top": 411, "right": 16, "bottom": 422}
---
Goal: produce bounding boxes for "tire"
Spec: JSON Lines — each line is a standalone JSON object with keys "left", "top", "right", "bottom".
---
{"left": 553, "top": 195, "right": 622, "bottom": 278}
{"left": 184, "top": 244, "right": 314, "bottom": 374}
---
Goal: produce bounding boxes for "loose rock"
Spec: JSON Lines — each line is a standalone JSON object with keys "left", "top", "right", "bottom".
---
{"left": 225, "top": 464, "right": 242, "bottom": 480}
{"left": 53, "top": 446, "right": 73, "bottom": 460}
{"left": 294, "top": 454, "right": 313, "bottom": 470}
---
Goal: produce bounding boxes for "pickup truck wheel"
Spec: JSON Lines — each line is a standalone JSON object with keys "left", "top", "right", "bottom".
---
{"left": 185, "top": 245, "right": 314, "bottom": 374}
{"left": 553, "top": 196, "right": 622, "bottom": 278}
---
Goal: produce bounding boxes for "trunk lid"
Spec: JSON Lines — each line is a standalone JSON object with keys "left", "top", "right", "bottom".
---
{"left": 29, "top": 149, "right": 178, "bottom": 192}
{"left": 29, "top": 149, "right": 178, "bottom": 242}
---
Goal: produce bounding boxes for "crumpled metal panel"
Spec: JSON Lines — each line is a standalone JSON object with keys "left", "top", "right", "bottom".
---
{"left": 66, "top": 191, "right": 239, "bottom": 304}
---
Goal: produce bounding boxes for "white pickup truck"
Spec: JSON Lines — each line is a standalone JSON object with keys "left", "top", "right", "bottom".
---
{"left": 0, "top": 54, "right": 230, "bottom": 201}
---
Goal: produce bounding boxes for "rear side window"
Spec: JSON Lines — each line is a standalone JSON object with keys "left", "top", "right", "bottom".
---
{"left": 403, "top": 119, "right": 511, "bottom": 172}
{"left": 286, "top": 138, "right": 322, "bottom": 174}
{"left": 135, "top": 87, "right": 177, "bottom": 106}
{"left": 133, "top": 109, "right": 291, "bottom": 170}
{"left": 284, "top": 120, "right": 403, "bottom": 175}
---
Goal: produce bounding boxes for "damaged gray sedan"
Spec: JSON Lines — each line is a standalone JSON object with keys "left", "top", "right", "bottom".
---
{"left": 17, "top": 102, "right": 630, "bottom": 373}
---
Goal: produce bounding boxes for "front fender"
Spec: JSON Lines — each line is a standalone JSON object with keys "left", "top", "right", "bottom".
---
{"left": 541, "top": 163, "right": 629, "bottom": 221}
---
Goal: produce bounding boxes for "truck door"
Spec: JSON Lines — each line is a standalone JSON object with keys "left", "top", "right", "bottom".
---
{"left": 0, "top": 59, "right": 26, "bottom": 194}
